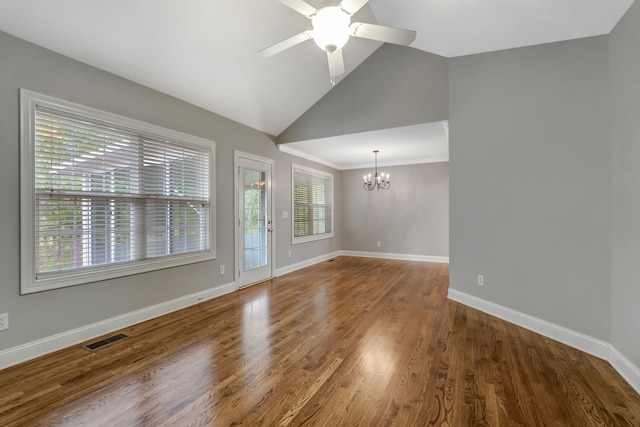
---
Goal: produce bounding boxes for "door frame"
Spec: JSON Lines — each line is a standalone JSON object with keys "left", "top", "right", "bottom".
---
{"left": 234, "top": 150, "right": 276, "bottom": 288}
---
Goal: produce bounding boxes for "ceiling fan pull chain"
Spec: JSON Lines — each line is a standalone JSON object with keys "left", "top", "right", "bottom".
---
{"left": 329, "top": 53, "right": 335, "bottom": 85}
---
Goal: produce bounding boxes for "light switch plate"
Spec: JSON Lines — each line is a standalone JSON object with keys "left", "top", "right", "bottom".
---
{"left": 0, "top": 313, "right": 8, "bottom": 331}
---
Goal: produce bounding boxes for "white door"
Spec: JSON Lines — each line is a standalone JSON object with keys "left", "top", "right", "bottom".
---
{"left": 236, "top": 153, "right": 274, "bottom": 288}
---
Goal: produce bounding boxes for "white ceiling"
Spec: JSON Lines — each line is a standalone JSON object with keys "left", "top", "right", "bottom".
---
{"left": 0, "top": 0, "right": 633, "bottom": 166}
{"left": 280, "top": 121, "right": 449, "bottom": 170}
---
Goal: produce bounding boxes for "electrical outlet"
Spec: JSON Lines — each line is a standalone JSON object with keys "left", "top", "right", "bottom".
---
{"left": 376, "top": 241, "right": 381, "bottom": 247}
{"left": 219, "top": 265, "right": 225, "bottom": 275}
{"left": 288, "top": 250, "right": 292, "bottom": 258}
{"left": 477, "top": 275, "right": 484, "bottom": 287}
{"left": 0, "top": 313, "right": 8, "bottom": 331}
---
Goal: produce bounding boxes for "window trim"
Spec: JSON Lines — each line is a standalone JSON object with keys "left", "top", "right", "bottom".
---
{"left": 20, "top": 89, "right": 216, "bottom": 294}
{"left": 291, "top": 163, "right": 334, "bottom": 245}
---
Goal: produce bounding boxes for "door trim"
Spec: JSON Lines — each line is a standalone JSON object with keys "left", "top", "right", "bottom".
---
{"left": 234, "top": 151, "right": 276, "bottom": 288}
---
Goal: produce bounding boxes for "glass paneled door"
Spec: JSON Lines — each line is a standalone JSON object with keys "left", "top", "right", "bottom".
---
{"left": 237, "top": 155, "right": 273, "bottom": 288}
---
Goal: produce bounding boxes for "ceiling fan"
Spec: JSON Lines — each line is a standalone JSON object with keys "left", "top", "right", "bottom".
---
{"left": 259, "top": 0, "right": 417, "bottom": 85}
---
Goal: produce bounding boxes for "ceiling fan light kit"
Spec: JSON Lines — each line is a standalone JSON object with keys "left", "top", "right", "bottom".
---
{"left": 311, "top": 7, "right": 351, "bottom": 52}
{"left": 259, "top": 0, "right": 416, "bottom": 85}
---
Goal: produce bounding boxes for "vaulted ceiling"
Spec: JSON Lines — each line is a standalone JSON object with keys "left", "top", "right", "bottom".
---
{"left": 0, "top": 0, "right": 633, "bottom": 168}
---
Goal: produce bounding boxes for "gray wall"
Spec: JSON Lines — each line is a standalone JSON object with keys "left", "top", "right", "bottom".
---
{"left": 610, "top": 1, "right": 640, "bottom": 367}
{"left": 278, "top": 44, "right": 448, "bottom": 143}
{"left": 341, "top": 162, "right": 448, "bottom": 257}
{"left": 449, "top": 36, "right": 612, "bottom": 341}
{"left": 0, "top": 31, "right": 340, "bottom": 351}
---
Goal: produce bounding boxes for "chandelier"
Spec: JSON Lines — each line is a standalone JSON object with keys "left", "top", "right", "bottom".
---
{"left": 363, "top": 150, "right": 390, "bottom": 191}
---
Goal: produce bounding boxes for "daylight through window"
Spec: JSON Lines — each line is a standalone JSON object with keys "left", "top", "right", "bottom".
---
{"left": 20, "top": 91, "right": 215, "bottom": 293}
{"left": 292, "top": 164, "right": 334, "bottom": 244}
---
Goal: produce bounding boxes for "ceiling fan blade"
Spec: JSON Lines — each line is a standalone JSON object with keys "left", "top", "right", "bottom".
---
{"left": 350, "top": 22, "right": 416, "bottom": 46}
{"left": 327, "top": 49, "right": 346, "bottom": 80}
{"left": 258, "top": 31, "right": 313, "bottom": 57}
{"left": 338, "top": 0, "right": 370, "bottom": 15}
{"left": 278, "top": 0, "right": 317, "bottom": 17}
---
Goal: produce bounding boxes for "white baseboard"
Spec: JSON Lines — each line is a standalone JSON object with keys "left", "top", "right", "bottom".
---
{"left": 447, "top": 289, "right": 610, "bottom": 359}
{"left": 275, "top": 251, "right": 449, "bottom": 278}
{"left": 275, "top": 251, "right": 341, "bottom": 277}
{"left": 609, "top": 346, "right": 640, "bottom": 394}
{"left": 448, "top": 288, "right": 640, "bottom": 395}
{"left": 340, "top": 250, "right": 449, "bottom": 264}
{"left": 0, "top": 282, "right": 237, "bottom": 371}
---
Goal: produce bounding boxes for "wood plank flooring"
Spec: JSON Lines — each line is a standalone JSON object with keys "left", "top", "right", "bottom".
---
{"left": 0, "top": 257, "right": 639, "bottom": 426}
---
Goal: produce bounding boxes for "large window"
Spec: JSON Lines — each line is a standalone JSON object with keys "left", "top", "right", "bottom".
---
{"left": 292, "top": 164, "right": 333, "bottom": 244}
{"left": 20, "top": 90, "right": 215, "bottom": 294}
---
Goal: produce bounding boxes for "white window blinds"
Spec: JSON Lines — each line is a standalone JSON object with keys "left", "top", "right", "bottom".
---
{"left": 292, "top": 164, "right": 333, "bottom": 243}
{"left": 21, "top": 90, "right": 215, "bottom": 293}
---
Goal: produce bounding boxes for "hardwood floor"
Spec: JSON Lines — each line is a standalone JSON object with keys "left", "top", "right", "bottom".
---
{"left": 0, "top": 257, "right": 639, "bottom": 426}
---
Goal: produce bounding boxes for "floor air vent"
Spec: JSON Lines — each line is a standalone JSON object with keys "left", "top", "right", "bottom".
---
{"left": 84, "top": 333, "right": 128, "bottom": 351}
